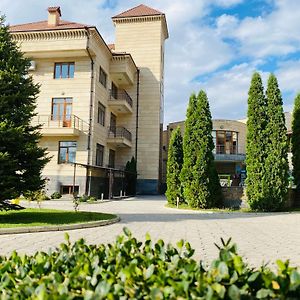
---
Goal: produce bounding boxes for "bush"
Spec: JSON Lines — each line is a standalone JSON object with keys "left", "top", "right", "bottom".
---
{"left": 0, "top": 229, "right": 299, "bottom": 299}
{"left": 50, "top": 192, "right": 62, "bottom": 199}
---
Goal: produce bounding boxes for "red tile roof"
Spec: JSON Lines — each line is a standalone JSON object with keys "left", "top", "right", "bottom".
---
{"left": 10, "top": 20, "right": 93, "bottom": 32}
{"left": 112, "top": 4, "right": 163, "bottom": 19}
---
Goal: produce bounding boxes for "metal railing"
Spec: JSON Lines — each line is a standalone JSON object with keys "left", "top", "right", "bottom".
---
{"left": 214, "top": 145, "right": 238, "bottom": 155}
{"left": 109, "top": 89, "right": 133, "bottom": 107}
{"left": 108, "top": 126, "right": 132, "bottom": 141}
{"left": 32, "top": 114, "right": 87, "bottom": 131}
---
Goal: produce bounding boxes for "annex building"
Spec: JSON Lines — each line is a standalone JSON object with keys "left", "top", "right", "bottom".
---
{"left": 10, "top": 4, "right": 168, "bottom": 197}
{"left": 162, "top": 113, "right": 293, "bottom": 187}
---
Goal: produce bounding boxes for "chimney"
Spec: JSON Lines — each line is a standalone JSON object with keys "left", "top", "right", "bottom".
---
{"left": 47, "top": 6, "right": 61, "bottom": 26}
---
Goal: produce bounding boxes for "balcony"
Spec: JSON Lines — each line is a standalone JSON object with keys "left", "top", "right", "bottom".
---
{"left": 32, "top": 114, "right": 87, "bottom": 136}
{"left": 107, "top": 126, "right": 132, "bottom": 148}
{"left": 110, "top": 54, "right": 137, "bottom": 86}
{"left": 108, "top": 89, "right": 133, "bottom": 115}
{"left": 214, "top": 146, "right": 245, "bottom": 162}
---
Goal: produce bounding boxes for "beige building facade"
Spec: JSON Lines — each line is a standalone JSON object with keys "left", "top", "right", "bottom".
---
{"left": 10, "top": 4, "right": 168, "bottom": 197}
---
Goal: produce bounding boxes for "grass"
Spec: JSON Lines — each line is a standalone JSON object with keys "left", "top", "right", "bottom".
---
{"left": 166, "top": 203, "right": 300, "bottom": 213}
{"left": 165, "top": 203, "right": 252, "bottom": 213}
{"left": 0, "top": 208, "right": 117, "bottom": 228}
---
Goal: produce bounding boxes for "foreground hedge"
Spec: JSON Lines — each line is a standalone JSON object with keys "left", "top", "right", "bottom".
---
{"left": 0, "top": 229, "right": 299, "bottom": 299}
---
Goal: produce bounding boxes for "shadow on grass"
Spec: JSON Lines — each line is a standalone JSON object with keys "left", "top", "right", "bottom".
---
{"left": 0, "top": 201, "right": 24, "bottom": 212}
{"left": 0, "top": 209, "right": 115, "bottom": 227}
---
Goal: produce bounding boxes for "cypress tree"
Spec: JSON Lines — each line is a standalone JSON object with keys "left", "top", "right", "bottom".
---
{"left": 292, "top": 94, "right": 300, "bottom": 190}
{"left": 263, "top": 74, "right": 288, "bottom": 210}
{"left": 246, "top": 72, "right": 267, "bottom": 209}
{"left": 125, "top": 157, "right": 137, "bottom": 196}
{"left": 181, "top": 90, "right": 221, "bottom": 208}
{"left": 0, "top": 17, "right": 49, "bottom": 201}
{"left": 166, "top": 126, "right": 183, "bottom": 205}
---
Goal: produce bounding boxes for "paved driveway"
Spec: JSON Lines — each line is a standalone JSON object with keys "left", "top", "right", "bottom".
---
{"left": 0, "top": 196, "right": 299, "bottom": 268}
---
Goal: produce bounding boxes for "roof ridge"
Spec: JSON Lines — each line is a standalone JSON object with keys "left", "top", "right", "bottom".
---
{"left": 10, "top": 19, "right": 92, "bottom": 28}
{"left": 112, "top": 4, "right": 163, "bottom": 19}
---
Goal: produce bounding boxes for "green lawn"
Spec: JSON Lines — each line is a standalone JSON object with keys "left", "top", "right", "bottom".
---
{"left": 165, "top": 203, "right": 251, "bottom": 212}
{"left": 0, "top": 209, "right": 117, "bottom": 228}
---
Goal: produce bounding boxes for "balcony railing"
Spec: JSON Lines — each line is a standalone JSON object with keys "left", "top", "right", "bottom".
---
{"left": 108, "top": 126, "right": 132, "bottom": 141}
{"left": 110, "top": 89, "right": 133, "bottom": 107}
{"left": 32, "top": 114, "right": 87, "bottom": 131}
{"left": 214, "top": 145, "right": 238, "bottom": 155}
{"left": 214, "top": 145, "right": 245, "bottom": 162}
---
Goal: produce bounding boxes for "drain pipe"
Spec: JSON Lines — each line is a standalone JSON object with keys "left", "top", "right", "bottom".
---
{"left": 135, "top": 69, "right": 140, "bottom": 161}
{"left": 85, "top": 27, "right": 94, "bottom": 195}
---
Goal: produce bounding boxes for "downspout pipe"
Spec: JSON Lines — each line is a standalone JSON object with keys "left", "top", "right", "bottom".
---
{"left": 135, "top": 69, "right": 140, "bottom": 161}
{"left": 85, "top": 27, "right": 94, "bottom": 195}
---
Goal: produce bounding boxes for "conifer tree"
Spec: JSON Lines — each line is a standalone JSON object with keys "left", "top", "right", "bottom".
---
{"left": 125, "top": 157, "right": 137, "bottom": 196}
{"left": 166, "top": 127, "right": 183, "bottom": 205}
{"left": 263, "top": 74, "right": 288, "bottom": 210}
{"left": 0, "top": 17, "right": 49, "bottom": 201}
{"left": 292, "top": 94, "right": 300, "bottom": 189}
{"left": 181, "top": 90, "right": 222, "bottom": 208}
{"left": 246, "top": 72, "right": 267, "bottom": 209}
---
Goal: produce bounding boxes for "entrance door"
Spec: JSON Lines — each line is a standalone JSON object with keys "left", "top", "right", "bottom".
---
{"left": 52, "top": 98, "right": 73, "bottom": 127}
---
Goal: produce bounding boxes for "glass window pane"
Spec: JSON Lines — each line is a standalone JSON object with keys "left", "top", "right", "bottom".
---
{"left": 61, "top": 64, "right": 68, "bottom": 78}
{"left": 68, "top": 147, "right": 76, "bottom": 163}
{"left": 69, "top": 63, "right": 74, "bottom": 78}
{"left": 55, "top": 64, "right": 61, "bottom": 78}
{"left": 59, "top": 147, "right": 67, "bottom": 163}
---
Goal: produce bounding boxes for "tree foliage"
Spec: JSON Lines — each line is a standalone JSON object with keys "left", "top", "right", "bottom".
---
{"left": 181, "top": 90, "right": 222, "bottom": 208}
{"left": 0, "top": 16, "right": 49, "bottom": 201}
{"left": 166, "top": 127, "right": 183, "bottom": 204}
{"left": 246, "top": 73, "right": 288, "bottom": 211}
{"left": 125, "top": 157, "right": 137, "bottom": 196}
{"left": 291, "top": 94, "right": 300, "bottom": 190}
{"left": 246, "top": 72, "right": 268, "bottom": 209}
{"left": 263, "top": 74, "right": 288, "bottom": 210}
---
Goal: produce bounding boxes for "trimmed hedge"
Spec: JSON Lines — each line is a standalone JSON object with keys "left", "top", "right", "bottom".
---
{"left": 0, "top": 228, "right": 299, "bottom": 299}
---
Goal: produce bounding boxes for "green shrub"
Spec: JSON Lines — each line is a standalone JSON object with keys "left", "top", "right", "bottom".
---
{"left": 50, "top": 192, "right": 62, "bottom": 199}
{"left": 0, "top": 229, "right": 299, "bottom": 299}
{"left": 78, "top": 194, "right": 89, "bottom": 202}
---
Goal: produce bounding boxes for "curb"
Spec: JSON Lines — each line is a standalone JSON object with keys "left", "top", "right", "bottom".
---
{"left": 0, "top": 216, "right": 120, "bottom": 235}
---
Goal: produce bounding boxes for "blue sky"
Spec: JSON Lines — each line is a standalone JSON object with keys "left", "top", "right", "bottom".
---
{"left": 1, "top": 0, "right": 300, "bottom": 125}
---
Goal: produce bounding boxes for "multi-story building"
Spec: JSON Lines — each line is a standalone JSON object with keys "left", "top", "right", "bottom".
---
{"left": 10, "top": 4, "right": 168, "bottom": 197}
{"left": 162, "top": 113, "right": 292, "bottom": 186}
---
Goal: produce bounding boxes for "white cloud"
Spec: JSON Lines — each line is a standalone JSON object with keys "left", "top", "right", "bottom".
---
{"left": 217, "top": 0, "right": 300, "bottom": 58}
{"left": 1, "top": 0, "right": 299, "bottom": 126}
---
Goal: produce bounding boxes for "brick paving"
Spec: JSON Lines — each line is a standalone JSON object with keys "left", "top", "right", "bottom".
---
{"left": 0, "top": 196, "right": 299, "bottom": 268}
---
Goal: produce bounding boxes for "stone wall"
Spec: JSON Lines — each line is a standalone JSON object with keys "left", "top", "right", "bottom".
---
{"left": 221, "top": 187, "right": 297, "bottom": 209}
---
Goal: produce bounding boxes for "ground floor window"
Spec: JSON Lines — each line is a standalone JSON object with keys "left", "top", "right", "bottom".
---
{"left": 61, "top": 185, "right": 79, "bottom": 195}
{"left": 96, "top": 144, "right": 104, "bottom": 166}
{"left": 58, "top": 141, "right": 77, "bottom": 163}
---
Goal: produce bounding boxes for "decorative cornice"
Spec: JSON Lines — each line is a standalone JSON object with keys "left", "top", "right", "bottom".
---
{"left": 11, "top": 29, "right": 88, "bottom": 42}
{"left": 113, "top": 15, "right": 163, "bottom": 24}
{"left": 112, "top": 15, "right": 169, "bottom": 39}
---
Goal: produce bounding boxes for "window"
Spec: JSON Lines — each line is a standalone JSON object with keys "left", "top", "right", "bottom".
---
{"left": 96, "top": 144, "right": 104, "bottom": 166}
{"left": 61, "top": 185, "right": 79, "bottom": 195}
{"left": 58, "top": 141, "right": 77, "bottom": 164}
{"left": 52, "top": 98, "right": 72, "bottom": 127}
{"left": 97, "top": 102, "right": 105, "bottom": 126}
{"left": 54, "top": 62, "right": 74, "bottom": 79}
{"left": 99, "top": 66, "right": 107, "bottom": 88}
{"left": 110, "top": 113, "right": 117, "bottom": 134}
{"left": 108, "top": 149, "right": 115, "bottom": 168}
{"left": 213, "top": 130, "right": 238, "bottom": 154}
{"left": 111, "top": 82, "right": 118, "bottom": 99}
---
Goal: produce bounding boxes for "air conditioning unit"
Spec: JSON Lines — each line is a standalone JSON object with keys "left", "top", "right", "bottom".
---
{"left": 28, "top": 60, "right": 36, "bottom": 71}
